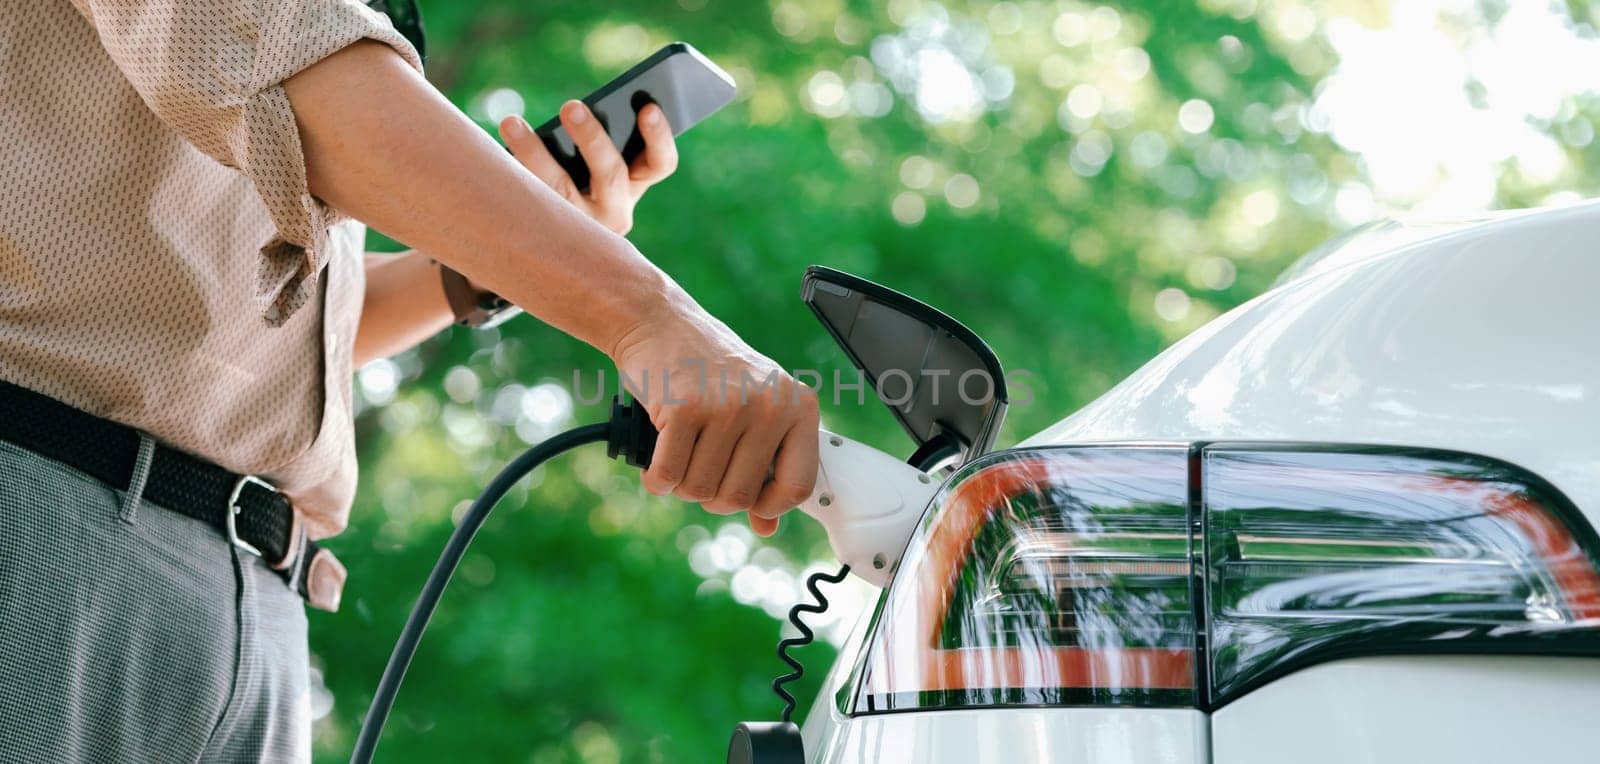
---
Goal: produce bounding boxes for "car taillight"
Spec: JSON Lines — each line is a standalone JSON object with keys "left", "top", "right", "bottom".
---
{"left": 853, "top": 445, "right": 1600, "bottom": 714}
{"left": 1203, "top": 446, "right": 1600, "bottom": 701}
{"left": 857, "top": 447, "right": 1195, "bottom": 710}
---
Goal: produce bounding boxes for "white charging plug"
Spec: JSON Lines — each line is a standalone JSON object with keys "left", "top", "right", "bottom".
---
{"left": 796, "top": 431, "right": 941, "bottom": 588}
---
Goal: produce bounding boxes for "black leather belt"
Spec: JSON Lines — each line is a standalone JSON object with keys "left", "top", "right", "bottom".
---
{"left": 0, "top": 379, "right": 345, "bottom": 611}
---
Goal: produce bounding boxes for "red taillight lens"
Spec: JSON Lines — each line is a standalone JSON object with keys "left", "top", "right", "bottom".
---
{"left": 857, "top": 447, "right": 1195, "bottom": 711}
{"left": 853, "top": 445, "right": 1600, "bottom": 714}
{"left": 1204, "top": 446, "right": 1600, "bottom": 701}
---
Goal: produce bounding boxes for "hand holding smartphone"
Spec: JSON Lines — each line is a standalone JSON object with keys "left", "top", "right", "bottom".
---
{"left": 531, "top": 42, "right": 736, "bottom": 192}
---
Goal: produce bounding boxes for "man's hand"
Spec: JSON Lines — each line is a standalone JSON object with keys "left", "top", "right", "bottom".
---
{"left": 609, "top": 306, "right": 820, "bottom": 537}
{"left": 498, "top": 101, "right": 677, "bottom": 235}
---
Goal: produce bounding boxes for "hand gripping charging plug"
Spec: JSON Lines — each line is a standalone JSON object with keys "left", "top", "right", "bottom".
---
{"left": 605, "top": 394, "right": 938, "bottom": 588}
{"left": 351, "top": 397, "right": 937, "bottom": 763}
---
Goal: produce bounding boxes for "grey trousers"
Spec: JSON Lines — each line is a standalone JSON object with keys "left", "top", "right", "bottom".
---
{"left": 0, "top": 439, "right": 311, "bottom": 763}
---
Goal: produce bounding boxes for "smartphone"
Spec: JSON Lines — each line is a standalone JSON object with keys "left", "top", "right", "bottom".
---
{"left": 534, "top": 42, "right": 737, "bottom": 192}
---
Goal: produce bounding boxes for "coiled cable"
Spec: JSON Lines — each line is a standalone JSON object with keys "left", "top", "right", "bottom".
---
{"left": 772, "top": 564, "right": 851, "bottom": 723}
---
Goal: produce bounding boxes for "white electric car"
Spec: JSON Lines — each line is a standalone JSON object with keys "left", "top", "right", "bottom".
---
{"left": 798, "top": 201, "right": 1600, "bottom": 763}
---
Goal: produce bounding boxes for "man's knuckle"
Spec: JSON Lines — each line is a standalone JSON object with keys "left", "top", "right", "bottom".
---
{"left": 719, "top": 487, "right": 756, "bottom": 510}
{"left": 800, "top": 387, "right": 821, "bottom": 410}
{"left": 669, "top": 397, "right": 706, "bottom": 422}
{"left": 746, "top": 398, "right": 780, "bottom": 425}
{"left": 679, "top": 480, "right": 717, "bottom": 500}
{"left": 709, "top": 399, "right": 747, "bottom": 426}
{"left": 753, "top": 502, "right": 794, "bottom": 520}
{"left": 782, "top": 479, "right": 814, "bottom": 502}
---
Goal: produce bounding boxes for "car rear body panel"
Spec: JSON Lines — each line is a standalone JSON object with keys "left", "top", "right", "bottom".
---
{"left": 809, "top": 707, "right": 1209, "bottom": 764}
{"left": 1025, "top": 200, "right": 1600, "bottom": 528}
{"left": 1211, "top": 656, "right": 1600, "bottom": 763}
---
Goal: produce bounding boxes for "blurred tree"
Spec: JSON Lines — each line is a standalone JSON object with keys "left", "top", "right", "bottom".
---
{"left": 319, "top": 0, "right": 1600, "bottom": 761}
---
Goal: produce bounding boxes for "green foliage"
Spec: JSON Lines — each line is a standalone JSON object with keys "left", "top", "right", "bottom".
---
{"left": 319, "top": 1, "right": 1595, "bottom": 761}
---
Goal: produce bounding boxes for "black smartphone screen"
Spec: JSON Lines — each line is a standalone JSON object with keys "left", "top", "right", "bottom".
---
{"left": 533, "top": 42, "right": 736, "bottom": 192}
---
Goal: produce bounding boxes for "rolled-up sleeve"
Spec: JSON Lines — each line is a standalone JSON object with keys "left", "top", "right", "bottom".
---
{"left": 70, "top": 0, "right": 423, "bottom": 324}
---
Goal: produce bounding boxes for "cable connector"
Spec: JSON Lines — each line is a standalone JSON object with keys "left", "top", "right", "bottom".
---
{"left": 606, "top": 395, "right": 658, "bottom": 469}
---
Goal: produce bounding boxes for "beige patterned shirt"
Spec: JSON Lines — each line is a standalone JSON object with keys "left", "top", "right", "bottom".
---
{"left": 1, "top": 2, "right": 421, "bottom": 537}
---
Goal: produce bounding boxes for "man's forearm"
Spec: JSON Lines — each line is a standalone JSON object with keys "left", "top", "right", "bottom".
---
{"left": 285, "top": 40, "right": 690, "bottom": 359}
{"left": 354, "top": 250, "right": 454, "bottom": 367}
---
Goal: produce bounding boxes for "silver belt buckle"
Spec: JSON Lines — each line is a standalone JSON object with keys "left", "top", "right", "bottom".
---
{"left": 226, "top": 475, "right": 274, "bottom": 558}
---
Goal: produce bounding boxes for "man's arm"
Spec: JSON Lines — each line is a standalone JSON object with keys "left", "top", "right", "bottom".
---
{"left": 288, "top": 41, "right": 667, "bottom": 361}
{"left": 352, "top": 94, "right": 680, "bottom": 368}
{"left": 354, "top": 251, "right": 453, "bottom": 368}
{"left": 285, "top": 41, "right": 817, "bottom": 532}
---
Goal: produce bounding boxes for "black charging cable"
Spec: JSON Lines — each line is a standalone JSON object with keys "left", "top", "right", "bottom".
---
{"left": 351, "top": 396, "right": 656, "bottom": 764}
{"left": 772, "top": 564, "right": 850, "bottom": 722}
{"left": 351, "top": 392, "right": 890, "bottom": 759}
